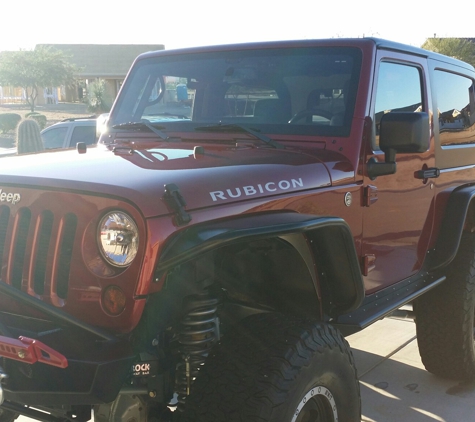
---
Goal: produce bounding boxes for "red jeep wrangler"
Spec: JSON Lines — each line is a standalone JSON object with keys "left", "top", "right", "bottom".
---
{"left": 0, "top": 38, "right": 474, "bottom": 422}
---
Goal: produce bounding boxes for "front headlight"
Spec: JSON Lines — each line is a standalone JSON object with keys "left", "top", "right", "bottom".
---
{"left": 98, "top": 211, "right": 139, "bottom": 267}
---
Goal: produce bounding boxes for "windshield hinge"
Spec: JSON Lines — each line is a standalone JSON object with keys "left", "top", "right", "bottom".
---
{"left": 164, "top": 184, "right": 192, "bottom": 226}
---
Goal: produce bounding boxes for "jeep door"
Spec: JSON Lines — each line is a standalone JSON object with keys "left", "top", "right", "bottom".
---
{"left": 362, "top": 50, "right": 436, "bottom": 294}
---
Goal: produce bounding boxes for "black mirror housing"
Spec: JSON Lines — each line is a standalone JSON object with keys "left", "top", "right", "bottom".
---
{"left": 380, "top": 112, "right": 430, "bottom": 157}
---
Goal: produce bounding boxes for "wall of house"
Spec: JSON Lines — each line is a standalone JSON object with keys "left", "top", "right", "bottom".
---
{"left": 0, "top": 86, "right": 25, "bottom": 104}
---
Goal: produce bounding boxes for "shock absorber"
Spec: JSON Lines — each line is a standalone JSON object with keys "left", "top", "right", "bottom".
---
{"left": 175, "top": 292, "right": 220, "bottom": 412}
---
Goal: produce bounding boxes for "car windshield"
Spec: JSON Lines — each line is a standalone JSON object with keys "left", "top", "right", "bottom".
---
{"left": 110, "top": 46, "right": 362, "bottom": 137}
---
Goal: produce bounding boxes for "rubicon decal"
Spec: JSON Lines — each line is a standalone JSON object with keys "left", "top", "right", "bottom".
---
{"left": 0, "top": 189, "right": 21, "bottom": 205}
{"left": 210, "top": 178, "right": 303, "bottom": 202}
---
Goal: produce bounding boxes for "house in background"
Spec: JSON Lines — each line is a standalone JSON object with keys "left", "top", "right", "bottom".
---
{"left": 0, "top": 44, "right": 165, "bottom": 106}
{"left": 38, "top": 44, "right": 165, "bottom": 104}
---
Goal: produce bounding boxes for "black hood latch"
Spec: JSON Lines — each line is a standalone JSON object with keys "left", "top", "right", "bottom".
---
{"left": 163, "top": 184, "right": 192, "bottom": 226}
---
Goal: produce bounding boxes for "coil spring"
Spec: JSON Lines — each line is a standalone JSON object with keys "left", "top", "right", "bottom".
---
{"left": 175, "top": 293, "right": 220, "bottom": 412}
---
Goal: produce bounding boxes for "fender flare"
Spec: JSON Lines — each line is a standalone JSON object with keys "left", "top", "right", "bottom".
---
{"left": 429, "top": 185, "right": 475, "bottom": 272}
{"left": 156, "top": 212, "right": 364, "bottom": 315}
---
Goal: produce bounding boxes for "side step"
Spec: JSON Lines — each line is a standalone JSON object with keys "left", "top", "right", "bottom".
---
{"left": 334, "top": 274, "right": 445, "bottom": 336}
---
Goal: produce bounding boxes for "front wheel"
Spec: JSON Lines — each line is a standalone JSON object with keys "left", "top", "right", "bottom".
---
{"left": 181, "top": 313, "right": 361, "bottom": 422}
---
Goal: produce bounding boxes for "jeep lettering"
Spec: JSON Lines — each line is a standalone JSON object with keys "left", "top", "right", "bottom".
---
{"left": 0, "top": 189, "right": 20, "bottom": 205}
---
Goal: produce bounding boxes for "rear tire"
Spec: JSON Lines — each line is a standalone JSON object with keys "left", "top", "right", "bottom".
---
{"left": 414, "top": 232, "right": 475, "bottom": 379}
{"left": 181, "top": 313, "right": 361, "bottom": 422}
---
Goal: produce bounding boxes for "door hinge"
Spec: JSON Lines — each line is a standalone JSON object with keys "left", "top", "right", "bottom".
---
{"left": 362, "top": 254, "right": 376, "bottom": 276}
{"left": 363, "top": 185, "right": 378, "bottom": 207}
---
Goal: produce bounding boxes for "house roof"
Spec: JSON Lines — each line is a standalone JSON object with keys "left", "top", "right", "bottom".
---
{"left": 36, "top": 44, "right": 165, "bottom": 79}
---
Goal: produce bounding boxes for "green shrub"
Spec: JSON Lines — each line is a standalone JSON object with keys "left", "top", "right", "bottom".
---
{"left": 27, "top": 114, "right": 47, "bottom": 130}
{"left": 85, "top": 79, "right": 111, "bottom": 113}
{"left": 0, "top": 113, "right": 22, "bottom": 133}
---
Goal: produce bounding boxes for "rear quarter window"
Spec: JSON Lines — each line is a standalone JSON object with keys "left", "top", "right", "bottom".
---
{"left": 434, "top": 70, "right": 475, "bottom": 147}
{"left": 432, "top": 61, "right": 475, "bottom": 169}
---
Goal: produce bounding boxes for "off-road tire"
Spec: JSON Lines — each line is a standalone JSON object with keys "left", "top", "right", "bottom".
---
{"left": 181, "top": 312, "right": 361, "bottom": 422}
{"left": 414, "top": 232, "right": 475, "bottom": 379}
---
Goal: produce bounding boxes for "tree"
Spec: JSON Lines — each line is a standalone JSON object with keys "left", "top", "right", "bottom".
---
{"left": 421, "top": 38, "right": 475, "bottom": 67}
{"left": 0, "top": 46, "right": 76, "bottom": 112}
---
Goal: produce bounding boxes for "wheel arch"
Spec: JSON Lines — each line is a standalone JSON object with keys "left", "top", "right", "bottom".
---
{"left": 429, "top": 185, "right": 475, "bottom": 272}
{"left": 155, "top": 212, "right": 364, "bottom": 317}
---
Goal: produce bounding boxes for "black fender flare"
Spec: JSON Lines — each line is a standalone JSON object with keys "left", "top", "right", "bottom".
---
{"left": 156, "top": 212, "right": 364, "bottom": 316}
{"left": 429, "top": 185, "right": 475, "bottom": 272}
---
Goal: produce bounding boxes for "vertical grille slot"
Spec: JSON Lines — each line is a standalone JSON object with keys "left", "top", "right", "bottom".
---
{"left": 33, "top": 211, "right": 54, "bottom": 295}
{"left": 0, "top": 206, "right": 10, "bottom": 267}
{"left": 55, "top": 213, "right": 77, "bottom": 299}
{"left": 11, "top": 208, "right": 32, "bottom": 290}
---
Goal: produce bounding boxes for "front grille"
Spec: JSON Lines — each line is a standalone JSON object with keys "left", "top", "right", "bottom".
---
{"left": 0, "top": 204, "right": 77, "bottom": 304}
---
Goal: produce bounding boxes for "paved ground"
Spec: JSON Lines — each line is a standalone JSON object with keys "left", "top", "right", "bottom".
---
{"left": 14, "top": 314, "right": 474, "bottom": 422}
{"left": 350, "top": 316, "right": 475, "bottom": 421}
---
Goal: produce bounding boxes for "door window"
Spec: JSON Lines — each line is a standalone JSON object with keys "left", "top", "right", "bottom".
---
{"left": 41, "top": 127, "right": 68, "bottom": 149}
{"left": 373, "top": 62, "right": 423, "bottom": 149}
{"left": 69, "top": 125, "right": 97, "bottom": 147}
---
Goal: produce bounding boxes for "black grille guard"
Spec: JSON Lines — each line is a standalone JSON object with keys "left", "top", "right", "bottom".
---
{"left": 0, "top": 281, "right": 135, "bottom": 407}
{"left": 0, "top": 281, "right": 118, "bottom": 343}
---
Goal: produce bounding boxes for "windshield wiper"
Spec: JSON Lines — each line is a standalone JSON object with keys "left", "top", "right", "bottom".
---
{"left": 148, "top": 112, "right": 190, "bottom": 120}
{"left": 112, "top": 119, "right": 170, "bottom": 140}
{"left": 195, "top": 123, "right": 284, "bottom": 149}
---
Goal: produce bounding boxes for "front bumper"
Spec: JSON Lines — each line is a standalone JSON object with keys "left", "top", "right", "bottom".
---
{"left": 0, "top": 282, "right": 135, "bottom": 406}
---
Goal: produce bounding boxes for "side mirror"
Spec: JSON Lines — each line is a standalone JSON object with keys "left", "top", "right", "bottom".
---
{"left": 367, "top": 112, "right": 430, "bottom": 179}
{"left": 380, "top": 112, "right": 430, "bottom": 160}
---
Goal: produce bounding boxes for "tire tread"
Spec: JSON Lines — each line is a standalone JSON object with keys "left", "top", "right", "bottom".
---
{"left": 415, "top": 233, "right": 475, "bottom": 379}
{"left": 181, "top": 313, "right": 360, "bottom": 422}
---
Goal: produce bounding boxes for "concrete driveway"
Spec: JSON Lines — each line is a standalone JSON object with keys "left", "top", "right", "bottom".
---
{"left": 349, "top": 315, "right": 475, "bottom": 421}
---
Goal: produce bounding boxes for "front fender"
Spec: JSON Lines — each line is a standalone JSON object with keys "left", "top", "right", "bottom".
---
{"left": 156, "top": 212, "right": 364, "bottom": 315}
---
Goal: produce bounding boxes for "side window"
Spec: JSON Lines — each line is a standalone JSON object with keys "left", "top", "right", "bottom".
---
{"left": 373, "top": 62, "right": 423, "bottom": 149}
{"left": 434, "top": 70, "right": 475, "bottom": 146}
{"left": 41, "top": 127, "right": 68, "bottom": 149}
{"left": 69, "top": 126, "right": 97, "bottom": 147}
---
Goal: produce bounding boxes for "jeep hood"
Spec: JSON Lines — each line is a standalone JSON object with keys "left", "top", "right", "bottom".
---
{"left": 0, "top": 144, "right": 352, "bottom": 218}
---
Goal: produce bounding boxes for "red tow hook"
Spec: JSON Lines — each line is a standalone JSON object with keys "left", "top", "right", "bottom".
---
{"left": 0, "top": 335, "right": 68, "bottom": 368}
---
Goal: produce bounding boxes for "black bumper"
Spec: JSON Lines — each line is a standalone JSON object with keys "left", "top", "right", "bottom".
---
{"left": 0, "top": 282, "right": 135, "bottom": 406}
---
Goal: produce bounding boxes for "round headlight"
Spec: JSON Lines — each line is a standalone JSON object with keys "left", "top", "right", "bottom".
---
{"left": 98, "top": 211, "right": 139, "bottom": 267}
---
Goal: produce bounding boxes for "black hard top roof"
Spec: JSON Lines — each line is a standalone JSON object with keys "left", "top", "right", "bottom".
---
{"left": 134, "top": 37, "right": 474, "bottom": 72}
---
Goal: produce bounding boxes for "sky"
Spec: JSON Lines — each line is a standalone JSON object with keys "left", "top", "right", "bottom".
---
{"left": 1, "top": 0, "right": 472, "bottom": 52}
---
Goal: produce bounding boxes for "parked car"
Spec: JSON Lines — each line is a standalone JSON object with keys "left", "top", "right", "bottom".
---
{"left": 41, "top": 117, "right": 97, "bottom": 149}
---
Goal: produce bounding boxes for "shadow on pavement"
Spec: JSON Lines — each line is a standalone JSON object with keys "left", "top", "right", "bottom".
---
{"left": 353, "top": 346, "right": 475, "bottom": 422}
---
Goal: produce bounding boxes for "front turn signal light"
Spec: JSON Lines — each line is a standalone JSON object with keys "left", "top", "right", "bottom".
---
{"left": 102, "top": 285, "right": 126, "bottom": 316}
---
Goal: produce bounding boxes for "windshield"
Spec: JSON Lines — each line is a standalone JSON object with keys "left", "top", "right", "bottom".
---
{"left": 110, "top": 46, "right": 362, "bottom": 137}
